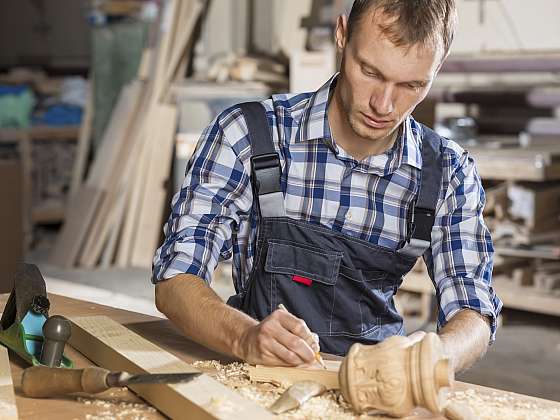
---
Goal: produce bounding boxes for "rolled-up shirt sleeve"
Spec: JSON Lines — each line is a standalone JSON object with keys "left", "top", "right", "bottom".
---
{"left": 152, "top": 111, "right": 253, "bottom": 285}
{"left": 424, "top": 145, "right": 503, "bottom": 344}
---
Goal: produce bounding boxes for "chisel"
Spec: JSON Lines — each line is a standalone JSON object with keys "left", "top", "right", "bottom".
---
{"left": 22, "top": 365, "right": 202, "bottom": 398}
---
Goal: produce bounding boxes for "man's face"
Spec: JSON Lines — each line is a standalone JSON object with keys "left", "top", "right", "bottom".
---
{"left": 335, "top": 11, "right": 442, "bottom": 143}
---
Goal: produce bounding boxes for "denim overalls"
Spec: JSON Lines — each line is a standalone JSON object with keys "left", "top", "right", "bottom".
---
{"left": 228, "top": 102, "right": 442, "bottom": 356}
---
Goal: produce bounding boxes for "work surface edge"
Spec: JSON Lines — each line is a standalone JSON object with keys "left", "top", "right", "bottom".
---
{"left": 1, "top": 293, "right": 558, "bottom": 419}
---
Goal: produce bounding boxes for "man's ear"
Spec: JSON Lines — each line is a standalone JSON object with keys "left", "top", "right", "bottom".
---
{"left": 335, "top": 15, "right": 348, "bottom": 52}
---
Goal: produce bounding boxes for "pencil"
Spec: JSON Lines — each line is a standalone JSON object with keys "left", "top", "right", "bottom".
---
{"left": 277, "top": 304, "right": 327, "bottom": 369}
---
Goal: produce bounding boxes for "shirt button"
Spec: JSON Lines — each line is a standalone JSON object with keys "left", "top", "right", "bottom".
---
{"left": 346, "top": 211, "right": 352, "bottom": 221}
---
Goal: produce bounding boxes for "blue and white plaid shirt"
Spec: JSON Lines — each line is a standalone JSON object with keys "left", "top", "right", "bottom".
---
{"left": 153, "top": 75, "right": 502, "bottom": 342}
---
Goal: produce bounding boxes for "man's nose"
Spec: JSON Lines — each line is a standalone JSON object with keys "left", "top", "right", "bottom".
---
{"left": 370, "top": 83, "right": 395, "bottom": 117}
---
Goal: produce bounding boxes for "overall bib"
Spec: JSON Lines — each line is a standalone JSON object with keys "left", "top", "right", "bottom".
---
{"left": 227, "top": 102, "right": 443, "bottom": 356}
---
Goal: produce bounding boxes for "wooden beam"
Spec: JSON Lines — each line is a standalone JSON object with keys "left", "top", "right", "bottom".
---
{"left": 69, "top": 78, "right": 94, "bottom": 198}
{"left": 48, "top": 187, "right": 105, "bottom": 267}
{"left": 0, "top": 346, "right": 18, "bottom": 419}
{"left": 68, "top": 316, "right": 273, "bottom": 420}
{"left": 129, "top": 104, "right": 178, "bottom": 267}
{"left": 248, "top": 361, "right": 341, "bottom": 390}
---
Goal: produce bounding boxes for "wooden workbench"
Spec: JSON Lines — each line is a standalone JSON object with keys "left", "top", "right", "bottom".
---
{"left": 2, "top": 294, "right": 559, "bottom": 419}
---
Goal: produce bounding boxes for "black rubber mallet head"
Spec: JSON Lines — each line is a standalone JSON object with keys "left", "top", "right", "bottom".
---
{"left": 40, "top": 315, "right": 72, "bottom": 367}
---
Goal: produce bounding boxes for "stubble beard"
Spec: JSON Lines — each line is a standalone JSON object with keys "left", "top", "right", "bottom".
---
{"left": 345, "top": 105, "right": 400, "bottom": 144}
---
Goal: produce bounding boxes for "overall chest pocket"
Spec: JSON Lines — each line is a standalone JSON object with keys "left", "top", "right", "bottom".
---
{"left": 264, "top": 240, "right": 390, "bottom": 337}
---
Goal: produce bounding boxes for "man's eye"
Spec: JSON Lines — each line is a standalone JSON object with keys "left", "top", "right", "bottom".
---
{"left": 362, "top": 68, "right": 379, "bottom": 78}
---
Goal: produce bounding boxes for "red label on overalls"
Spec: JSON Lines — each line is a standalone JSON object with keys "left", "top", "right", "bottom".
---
{"left": 292, "top": 275, "right": 313, "bottom": 286}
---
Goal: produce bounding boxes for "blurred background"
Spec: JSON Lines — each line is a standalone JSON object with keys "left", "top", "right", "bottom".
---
{"left": 0, "top": 0, "right": 558, "bottom": 401}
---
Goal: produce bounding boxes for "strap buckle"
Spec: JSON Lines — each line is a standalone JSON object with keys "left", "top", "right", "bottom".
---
{"left": 398, "top": 207, "right": 435, "bottom": 258}
{"left": 250, "top": 153, "right": 281, "bottom": 195}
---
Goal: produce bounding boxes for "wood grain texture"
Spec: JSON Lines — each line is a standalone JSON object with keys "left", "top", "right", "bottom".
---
{"left": 68, "top": 315, "right": 273, "bottom": 420}
{"left": 69, "top": 78, "right": 94, "bottom": 197}
{"left": 1, "top": 294, "right": 559, "bottom": 419}
{"left": 0, "top": 346, "right": 18, "bottom": 419}
{"left": 48, "top": 187, "right": 105, "bottom": 267}
{"left": 129, "top": 104, "right": 178, "bottom": 267}
{"left": 248, "top": 361, "right": 341, "bottom": 390}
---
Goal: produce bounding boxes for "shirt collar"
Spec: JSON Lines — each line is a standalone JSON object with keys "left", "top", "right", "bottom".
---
{"left": 294, "top": 73, "right": 423, "bottom": 172}
{"left": 294, "top": 74, "right": 337, "bottom": 144}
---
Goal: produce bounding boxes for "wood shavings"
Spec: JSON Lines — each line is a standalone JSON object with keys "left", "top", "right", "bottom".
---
{"left": 77, "top": 396, "right": 157, "bottom": 420}
{"left": 192, "top": 361, "right": 388, "bottom": 419}
{"left": 450, "top": 389, "right": 560, "bottom": 420}
{"left": 192, "top": 360, "right": 560, "bottom": 420}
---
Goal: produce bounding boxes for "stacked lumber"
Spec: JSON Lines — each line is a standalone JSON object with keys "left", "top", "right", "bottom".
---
{"left": 49, "top": 0, "right": 207, "bottom": 269}
{"left": 485, "top": 181, "right": 560, "bottom": 297}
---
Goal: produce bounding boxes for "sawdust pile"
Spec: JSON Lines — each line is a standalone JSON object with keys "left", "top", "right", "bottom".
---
{"left": 77, "top": 393, "right": 157, "bottom": 420}
{"left": 450, "top": 389, "right": 560, "bottom": 420}
{"left": 192, "top": 360, "right": 560, "bottom": 420}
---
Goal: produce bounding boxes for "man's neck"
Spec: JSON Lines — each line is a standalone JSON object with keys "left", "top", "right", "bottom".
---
{"left": 327, "top": 87, "right": 399, "bottom": 162}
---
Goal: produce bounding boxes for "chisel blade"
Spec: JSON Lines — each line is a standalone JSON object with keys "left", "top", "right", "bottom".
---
{"left": 116, "top": 372, "right": 202, "bottom": 386}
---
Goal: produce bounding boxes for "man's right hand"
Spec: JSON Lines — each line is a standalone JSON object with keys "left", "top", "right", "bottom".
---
{"left": 235, "top": 308, "right": 320, "bottom": 367}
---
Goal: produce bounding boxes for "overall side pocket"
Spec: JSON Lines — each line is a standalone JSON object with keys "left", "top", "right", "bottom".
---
{"left": 264, "top": 239, "right": 342, "bottom": 335}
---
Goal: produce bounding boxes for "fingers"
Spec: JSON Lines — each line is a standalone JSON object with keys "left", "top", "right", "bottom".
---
{"left": 242, "top": 309, "right": 322, "bottom": 366}
{"left": 276, "top": 310, "right": 321, "bottom": 355}
{"left": 259, "top": 310, "right": 317, "bottom": 364}
{"left": 272, "top": 321, "right": 317, "bottom": 364}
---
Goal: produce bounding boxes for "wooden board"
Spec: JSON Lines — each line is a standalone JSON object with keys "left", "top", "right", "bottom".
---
{"left": 68, "top": 316, "right": 273, "bottom": 420}
{"left": 0, "top": 346, "right": 18, "bottom": 419}
{"left": 3, "top": 294, "right": 559, "bottom": 419}
{"left": 86, "top": 82, "right": 141, "bottom": 189}
{"left": 69, "top": 78, "right": 94, "bottom": 198}
{"left": 130, "top": 104, "right": 178, "bottom": 267}
{"left": 48, "top": 187, "right": 105, "bottom": 268}
{"left": 248, "top": 361, "right": 341, "bottom": 390}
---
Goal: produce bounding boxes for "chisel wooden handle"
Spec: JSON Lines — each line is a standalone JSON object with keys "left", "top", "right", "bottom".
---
{"left": 22, "top": 366, "right": 111, "bottom": 398}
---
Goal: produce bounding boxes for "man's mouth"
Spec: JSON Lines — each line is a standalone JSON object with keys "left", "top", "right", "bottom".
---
{"left": 361, "top": 113, "right": 392, "bottom": 129}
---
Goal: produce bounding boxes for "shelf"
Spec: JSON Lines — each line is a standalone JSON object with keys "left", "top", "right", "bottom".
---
{"left": 31, "top": 201, "right": 65, "bottom": 224}
{"left": 0, "top": 126, "right": 80, "bottom": 143}
{"left": 469, "top": 145, "right": 560, "bottom": 181}
{"left": 401, "top": 271, "right": 560, "bottom": 317}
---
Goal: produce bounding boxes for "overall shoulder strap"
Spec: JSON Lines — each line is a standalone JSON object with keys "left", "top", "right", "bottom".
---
{"left": 398, "top": 124, "right": 443, "bottom": 258}
{"left": 238, "top": 102, "right": 286, "bottom": 217}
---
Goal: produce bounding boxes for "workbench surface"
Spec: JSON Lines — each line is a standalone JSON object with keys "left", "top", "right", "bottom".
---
{"left": 2, "top": 294, "right": 559, "bottom": 419}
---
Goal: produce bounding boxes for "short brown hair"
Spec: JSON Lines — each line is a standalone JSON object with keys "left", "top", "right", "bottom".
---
{"left": 347, "top": 0, "right": 457, "bottom": 57}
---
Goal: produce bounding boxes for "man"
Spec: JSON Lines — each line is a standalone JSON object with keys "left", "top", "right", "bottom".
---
{"left": 153, "top": 0, "right": 502, "bottom": 372}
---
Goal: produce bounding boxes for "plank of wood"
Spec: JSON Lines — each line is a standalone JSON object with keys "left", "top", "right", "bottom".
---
{"left": 68, "top": 316, "right": 273, "bottom": 420}
{"left": 69, "top": 78, "right": 94, "bottom": 197}
{"left": 78, "top": 80, "right": 145, "bottom": 266}
{"left": 151, "top": 0, "right": 180, "bottom": 99}
{"left": 115, "top": 128, "right": 151, "bottom": 267}
{"left": 48, "top": 187, "right": 105, "bottom": 267}
{"left": 0, "top": 346, "right": 19, "bottom": 419}
{"left": 161, "top": 0, "right": 204, "bottom": 99}
{"left": 130, "top": 104, "right": 178, "bottom": 267}
{"left": 248, "top": 361, "right": 341, "bottom": 390}
{"left": 86, "top": 82, "right": 141, "bottom": 189}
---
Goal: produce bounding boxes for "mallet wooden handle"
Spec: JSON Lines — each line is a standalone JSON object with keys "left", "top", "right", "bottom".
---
{"left": 22, "top": 365, "right": 112, "bottom": 398}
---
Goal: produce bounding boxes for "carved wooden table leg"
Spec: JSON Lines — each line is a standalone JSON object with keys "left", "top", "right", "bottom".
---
{"left": 338, "top": 332, "right": 453, "bottom": 417}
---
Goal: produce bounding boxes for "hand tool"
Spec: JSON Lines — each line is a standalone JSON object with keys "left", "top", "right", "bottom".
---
{"left": 277, "top": 304, "right": 327, "bottom": 369}
{"left": 21, "top": 365, "right": 202, "bottom": 398}
{"left": 40, "top": 315, "right": 72, "bottom": 367}
{"left": 269, "top": 380, "right": 327, "bottom": 414}
{"left": 0, "top": 264, "right": 73, "bottom": 368}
